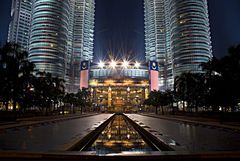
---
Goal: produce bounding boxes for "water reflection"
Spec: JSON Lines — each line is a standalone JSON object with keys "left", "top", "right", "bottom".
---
{"left": 87, "top": 115, "right": 153, "bottom": 155}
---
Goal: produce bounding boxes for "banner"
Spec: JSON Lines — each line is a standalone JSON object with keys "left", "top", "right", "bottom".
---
{"left": 80, "top": 61, "right": 89, "bottom": 89}
{"left": 150, "top": 61, "right": 159, "bottom": 91}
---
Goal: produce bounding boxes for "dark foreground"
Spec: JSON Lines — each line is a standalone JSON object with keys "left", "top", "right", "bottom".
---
{"left": 0, "top": 151, "right": 240, "bottom": 161}
{"left": 1, "top": 113, "right": 240, "bottom": 160}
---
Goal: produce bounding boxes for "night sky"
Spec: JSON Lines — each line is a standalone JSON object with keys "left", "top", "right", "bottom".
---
{"left": 1, "top": 0, "right": 240, "bottom": 61}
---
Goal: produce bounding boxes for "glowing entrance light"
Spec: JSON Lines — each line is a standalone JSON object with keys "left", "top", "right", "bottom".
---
{"left": 135, "top": 61, "right": 140, "bottom": 68}
{"left": 110, "top": 60, "right": 117, "bottom": 69}
{"left": 98, "top": 61, "right": 105, "bottom": 68}
{"left": 122, "top": 60, "right": 129, "bottom": 68}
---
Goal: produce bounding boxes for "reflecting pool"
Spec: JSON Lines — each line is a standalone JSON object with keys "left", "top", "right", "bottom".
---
{"left": 86, "top": 115, "right": 154, "bottom": 155}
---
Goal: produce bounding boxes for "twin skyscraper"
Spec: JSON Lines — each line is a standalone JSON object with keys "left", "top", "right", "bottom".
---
{"left": 145, "top": 0, "right": 212, "bottom": 90}
{"left": 8, "top": 0, "right": 95, "bottom": 93}
{"left": 8, "top": 0, "right": 212, "bottom": 92}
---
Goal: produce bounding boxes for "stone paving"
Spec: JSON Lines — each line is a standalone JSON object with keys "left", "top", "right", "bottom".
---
{"left": 0, "top": 113, "right": 99, "bottom": 130}
{"left": 139, "top": 113, "right": 240, "bottom": 131}
{"left": 0, "top": 113, "right": 113, "bottom": 151}
{"left": 128, "top": 114, "right": 240, "bottom": 152}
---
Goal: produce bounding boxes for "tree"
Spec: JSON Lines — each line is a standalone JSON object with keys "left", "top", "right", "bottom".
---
{"left": 146, "top": 91, "right": 161, "bottom": 114}
{"left": 202, "top": 45, "right": 240, "bottom": 112}
{"left": 51, "top": 77, "right": 65, "bottom": 111}
{"left": 201, "top": 57, "right": 220, "bottom": 111}
{"left": 144, "top": 90, "right": 174, "bottom": 115}
{"left": 75, "top": 88, "right": 91, "bottom": 113}
{"left": 163, "top": 90, "right": 174, "bottom": 114}
{"left": 174, "top": 72, "right": 206, "bottom": 112}
{"left": 0, "top": 43, "right": 35, "bottom": 113}
{"left": 63, "top": 93, "right": 76, "bottom": 115}
{"left": 33, "top": 72, "right": 65, "bottom": 115}
{"left": 218, "top": 46, "right": 240, "bottom": 111}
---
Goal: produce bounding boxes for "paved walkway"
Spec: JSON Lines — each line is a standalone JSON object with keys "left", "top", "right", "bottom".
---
{"left": 0, "top": 114, "right": 113, "bottom": 151}
{"left": 139, "top": 113, "right": 240, "bottom": 131}
{"left": 0, "top": 113, "right": 98, "bottom": 130}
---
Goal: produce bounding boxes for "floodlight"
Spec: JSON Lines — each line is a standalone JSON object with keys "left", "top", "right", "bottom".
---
{"left": 98, "top": 61, "right": 105, "bottom": 68}
{"left": 135, "top": 61, "right": 140, "bottom": 68}
{"left": 110, "top": 60, "right": 117, "bottom": 69}
{"left": 122, "top": 60, "right": 129, "bottom": 68}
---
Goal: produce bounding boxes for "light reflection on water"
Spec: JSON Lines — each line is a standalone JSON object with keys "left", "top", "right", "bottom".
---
{"left": 87, "top": 115, "right": 154, "bottom": 155}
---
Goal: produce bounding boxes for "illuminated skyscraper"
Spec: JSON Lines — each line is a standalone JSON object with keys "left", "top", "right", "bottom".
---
{"left": 144, "top": 0, "right": 173, "bottom": 91}
{"left": 29, "top": 0, "right": 70, "bottom": 79}
{"left": 64, "top": 0, "right": 95, "bottom": 92}
{"left": 7, "top": 0, "right": 95, "bottom": 93}
{"left": 170, "top": 0, "right": 212, "bottom": 77}
{"left": 8, "top": 0, "right": 95, "bottom": 92}
{"left": 70, "top": 0, "right": 95, "bottom": 92}
{"left": 8, "top": 0, "right": 32, "bottom": 51}
{"left": 144, "top": 0, "right": 212, "bottom": 91}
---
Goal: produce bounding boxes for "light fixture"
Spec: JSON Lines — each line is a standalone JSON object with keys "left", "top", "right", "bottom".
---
{"left": 135, "top": 61, "right": 140, "bottom": 68}
{"left": 122, "top": 60, "right": 129, "bottom": 68}
{"left": 110, "top": 60, "right": 117, "bottom": 69}
{"left": 108, "top": 134, "right": 111, "bottom": 139}
{"left": 98, "top": 61, "right": 105, "bottom": 68}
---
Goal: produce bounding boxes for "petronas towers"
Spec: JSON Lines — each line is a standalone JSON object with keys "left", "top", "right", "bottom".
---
{"left": 8, "top": 0, "right": 95, "bottom": 93}
{"left": 8, "top": 0, "right": 212, "bottom": 92}
{"left": 144, "top": 0, "right": 212, "bottom": 90}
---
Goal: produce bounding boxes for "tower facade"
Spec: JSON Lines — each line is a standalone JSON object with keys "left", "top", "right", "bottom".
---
{"left": 8, "top": 0, "right": 95, "bottom": 93}
{"left": 29, "top": 0, "right": 70, "bottom": 79}
{"left": 70, "top": 0, "right": 95, "bottom": 92}
{"left": 170, "top": 0, "right": 212, "bottom": 77}
{"left": 144, "top": 0, "right": 212, "bottom": 91}
{"left": 8, "top": 0, "right": 32, "bottom": 51}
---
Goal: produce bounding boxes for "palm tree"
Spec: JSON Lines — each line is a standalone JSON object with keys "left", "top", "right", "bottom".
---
{"left": 63, "top": 93, "right": 76, "bottom": 115}
{"left": 52, "top": 77, "right": 65, "bottom": 111}
{"left": 33, "top": 72, "right": 58, "bottom": 115}
{"left": 75, "top": 88, "right": 90, "bottom": 113}
{"left": 145, "top": 90, "right": 161, "bottom": 114}
{"left": 217, "top": 45, "right": 240, "bottom": 111}
{"left": 163, "top": 90, "right": 174, "bottom": 114}
{"left": 0, "top": 43, "right": 35, "bottom": 114}
{"left": 175, "top": 72, "right": 205, "bottom": 112}
{"left": 202, "top": 45, "right": 240, "bottom": 112}
{"left": 144, "top": 90, "right": 174, "bottom": 115}
{"left": 174, "top": 73, "right": 189, "bottom": 111}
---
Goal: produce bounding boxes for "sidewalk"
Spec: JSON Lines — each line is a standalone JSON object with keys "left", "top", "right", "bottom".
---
{"left": 0, "top": 113, "right": 98, "bottom": 130}
{"left": 140, "top": 113, "right": 240, "bottom": 131}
